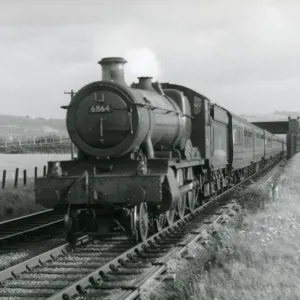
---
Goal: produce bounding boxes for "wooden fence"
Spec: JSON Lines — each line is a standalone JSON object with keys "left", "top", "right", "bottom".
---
{"left": 1, "top": 166, "right": 47, "bottom": 189}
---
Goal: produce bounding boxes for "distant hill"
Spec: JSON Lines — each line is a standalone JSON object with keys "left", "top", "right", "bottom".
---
{"left": 240, "top": 111, "right": 300, "bottom": 122}
{"left": 0, "top": 115, "right": 68, "bottom": 145}
{"left": 0, "top": 110, "right": 296, "bottom": 145}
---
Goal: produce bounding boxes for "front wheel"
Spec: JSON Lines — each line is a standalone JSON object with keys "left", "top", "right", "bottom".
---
{"left": 131, "top": 202, "right": 149, "bottom": 243}
{"left": 64, "top": 211, "right": 78, "bottom": 246}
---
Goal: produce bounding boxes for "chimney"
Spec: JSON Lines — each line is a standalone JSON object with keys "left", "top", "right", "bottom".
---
{"left": 98, "top": 57, "right": 127, "bottom": 85}
{"left": 136, "top": 77, "right": 155, "bottom": 92}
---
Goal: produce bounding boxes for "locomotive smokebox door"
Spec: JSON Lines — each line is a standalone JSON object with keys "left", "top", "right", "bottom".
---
{"left": 66, "top": 81, "right": 147, "bottom": 158}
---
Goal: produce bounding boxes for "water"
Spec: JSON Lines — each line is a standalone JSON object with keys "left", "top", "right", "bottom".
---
{"left": 0, "top": 154, "right": 71, "bottom": 179}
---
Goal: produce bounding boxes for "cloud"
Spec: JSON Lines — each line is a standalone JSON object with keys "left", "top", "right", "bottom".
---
{"left": 0, "top": 0, "right": 136, "bottom": 27}
{"left": 0, "top": 0, "right": 300, "bottom": 118}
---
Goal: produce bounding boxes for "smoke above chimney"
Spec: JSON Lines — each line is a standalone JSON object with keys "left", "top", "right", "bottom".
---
{"left": 98, "top": 57, "right": 127, "bottom": 85}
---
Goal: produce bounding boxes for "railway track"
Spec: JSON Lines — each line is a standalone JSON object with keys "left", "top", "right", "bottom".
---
{"left": 0, "top": 210, "right": 64, "bottom": 253}
{"left": 0, "top": 159, "right": 283, "bottom": 300}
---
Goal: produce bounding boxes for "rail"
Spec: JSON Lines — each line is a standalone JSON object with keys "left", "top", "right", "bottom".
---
{"left": 0, "top": 209, "right": 64, "bottom": 244}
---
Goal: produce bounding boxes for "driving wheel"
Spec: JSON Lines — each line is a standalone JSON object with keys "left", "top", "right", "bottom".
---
{"left": 132, "top": 202, "right": 149, "bottom": 243}
{"left": 176, "top": 169, "right": 186, "bottom": 219}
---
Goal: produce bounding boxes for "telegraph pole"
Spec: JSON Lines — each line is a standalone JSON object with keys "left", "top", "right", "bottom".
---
{"left": 64, "top": 90, "right": 76, "bottom": 160}
{"left": 64, "top": 90, "right": 76, "bottom": 99}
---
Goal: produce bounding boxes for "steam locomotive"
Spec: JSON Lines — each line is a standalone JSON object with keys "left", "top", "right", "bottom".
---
{"left": 35, "top": 57, "right": 286, "bottom": 244}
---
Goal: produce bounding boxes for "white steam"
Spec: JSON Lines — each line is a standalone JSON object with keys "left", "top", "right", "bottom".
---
{"left": 125, "top": 48, "right": 162, "bottom": 83}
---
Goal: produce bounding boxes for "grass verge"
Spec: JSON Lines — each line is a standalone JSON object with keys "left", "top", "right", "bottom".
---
{"left": 0, "top": 180, "right": 44, "bottom": 222}
{"left": 142, "top": 163, "right": 299, "bottom": 300}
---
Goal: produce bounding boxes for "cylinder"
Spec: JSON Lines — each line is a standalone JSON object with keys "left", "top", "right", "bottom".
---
{"left": 98, "top": 57, "right": 127, "bottom": 85}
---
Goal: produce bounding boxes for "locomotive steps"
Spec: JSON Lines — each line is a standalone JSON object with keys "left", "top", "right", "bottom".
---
{"left": 0, "top": 159, "right": 282, "bottom": 300}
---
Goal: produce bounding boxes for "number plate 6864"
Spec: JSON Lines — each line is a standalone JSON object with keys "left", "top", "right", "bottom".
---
{"left": 89, "top": 104, "right": 112, "bottom": 113}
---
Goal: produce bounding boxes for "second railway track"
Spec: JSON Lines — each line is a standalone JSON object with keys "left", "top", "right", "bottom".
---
{"left": 0, "top": 159, "right": 283, "bottom": 300}
{"left": 0, "top": 209, "right": 66, "bottom": 272}
{"left": 0, "top": 209, "right": 64, "bottom": 244}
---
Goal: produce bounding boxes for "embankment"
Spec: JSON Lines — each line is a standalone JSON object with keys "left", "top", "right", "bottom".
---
{"left": 142, "top": 161, "right": 297, "bottom": 300}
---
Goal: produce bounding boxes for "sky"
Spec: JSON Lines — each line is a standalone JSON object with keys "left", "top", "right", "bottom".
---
{"left": 1, "top": 0, "right": 300, "bottom": 119}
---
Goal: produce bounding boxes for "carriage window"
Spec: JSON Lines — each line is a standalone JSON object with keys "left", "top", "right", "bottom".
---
{"left": 244, "top": 129, "right": 252, "bottom": 148}
{"left": 233, "top": 126, "right": 236, "bottom": 144}
{"left": 213, "top": 123, "right": 227, "bottom": 150}
{"left": 239, "top": 127, "right": 243, "bottom": 146}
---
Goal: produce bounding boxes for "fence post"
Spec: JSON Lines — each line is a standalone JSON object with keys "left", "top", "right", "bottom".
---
{"left": 43, "top": 165, "right": 47, "bottom": 177}
{"left": 34, "top": 166, "right": 38, "bottom": 181}
{"left": 14, "top": 168, "right": 19, "bottom": 188}
{"left": 2, "top": 170, "right": 6, "bottom": 189}
{"left": 23, "top": 169, "right": 27, "bottom": 186}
